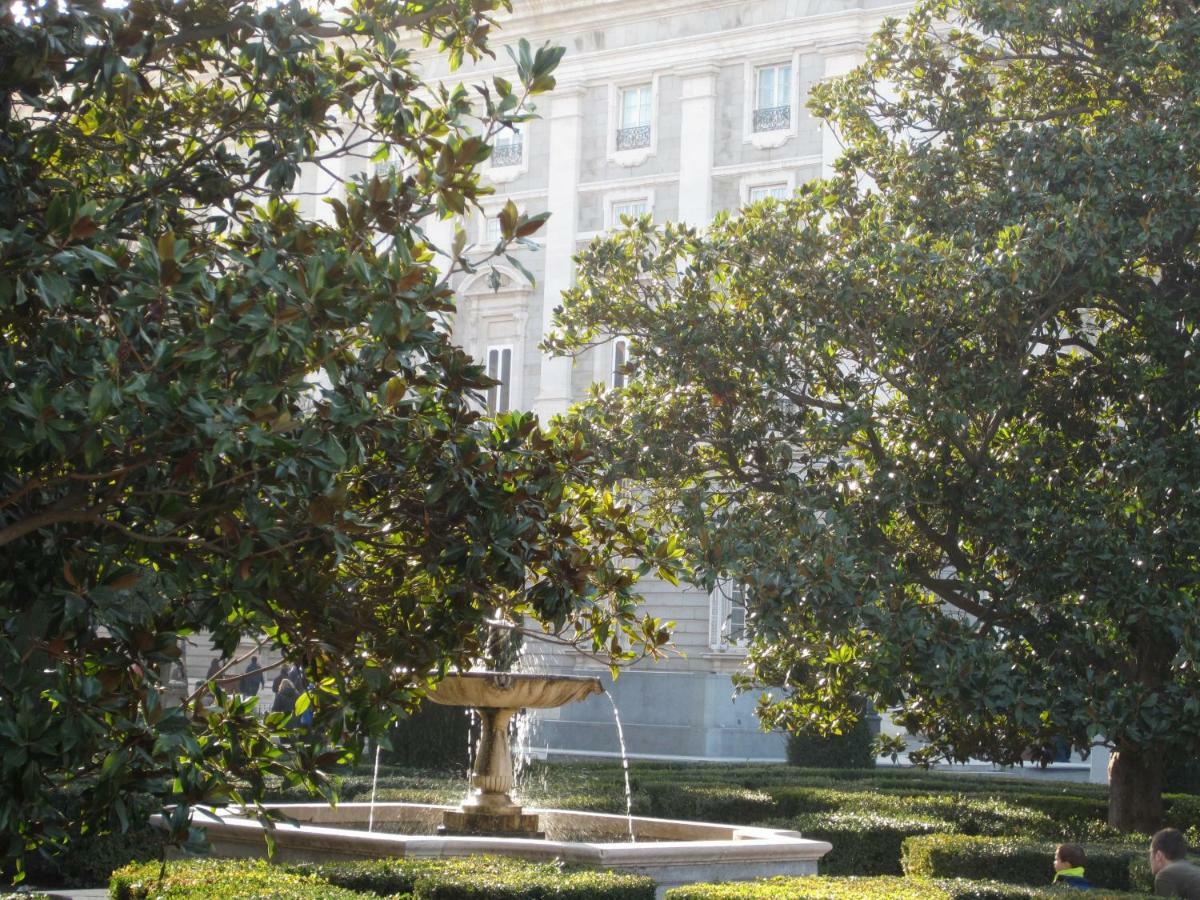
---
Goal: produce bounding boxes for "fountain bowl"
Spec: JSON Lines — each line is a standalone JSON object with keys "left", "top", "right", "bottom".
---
{"left": 426, "top": 672, "right": 604, "bottom": 709}
{"left": 171, "top": 803, "right": 832, "bottom": 898}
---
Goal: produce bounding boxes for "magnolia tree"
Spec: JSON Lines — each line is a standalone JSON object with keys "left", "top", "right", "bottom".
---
{"left": 0, "top": 0, "right": 675, "bottom": 875}
{"left": 552, "top": 0, "right": 1200, "bottom": 832}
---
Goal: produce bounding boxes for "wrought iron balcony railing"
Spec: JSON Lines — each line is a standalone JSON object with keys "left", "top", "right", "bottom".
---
{"left": 616, "top": 124, "right": 651, "bottom": 151}
{"left": 491, "top": 141, "right": 523, "bottom": 167}
{"left": 752, "top": 105, "right": 791, "bottom": 133}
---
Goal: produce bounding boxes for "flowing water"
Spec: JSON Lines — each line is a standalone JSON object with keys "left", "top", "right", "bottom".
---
{"left": 367, "top": 741, "right": 382, "bottom": 833}
{"left": 604, "top": 689, "right": 636, "bottom": 843}
{"left": 364, "top": 662, "right": 638, "bottom": 842}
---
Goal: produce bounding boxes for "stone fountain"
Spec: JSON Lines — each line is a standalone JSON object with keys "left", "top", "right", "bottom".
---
{"left": 166, "top": 670, "right": 832, "bottom": 896}
{"left": 424, "top": 671, "right": 602, "bottom": 838}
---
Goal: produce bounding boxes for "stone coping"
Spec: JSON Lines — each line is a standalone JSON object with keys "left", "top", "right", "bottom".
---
{"left": 157, "top": 802, "right": 832, "bottom": 896}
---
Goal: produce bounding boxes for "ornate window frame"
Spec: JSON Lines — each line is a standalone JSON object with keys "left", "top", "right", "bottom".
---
{"left": 742, "top": 53, "right": 802, "bottom": 150}
{"left": 606, "top": 74, "right": 661, "bottom": 168}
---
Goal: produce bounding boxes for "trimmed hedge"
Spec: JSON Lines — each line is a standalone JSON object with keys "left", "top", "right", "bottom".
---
{"left": 114, "top": 857, "right": 656, "bottom": 900}
{"left": 289, "top": 857, "right": 656, "bottom": 899}
{"left": 788, "top": 810, "right": 948, "bottom": 875}
{"left": 663, "top": 875, "right": 1147, "bottom": 899}
{"left": 636, "top": 783, "right": 776, "bottom": 823}
{"left": 110, "top": 859, "right": 372, "bottom": 899}
{"left": 901, "top": 834, "right": 1141, "bottom": 890}
{"left": 771, "top": 788, "right": 1062, "bottom": 838}
{"left": 785, "top": 716, "right": 876, "bottom": 769}
{"left": 383, "top": 702, "right": 472, "bottom": 771}
{"left": 1165, "top": 793, "right": 1200, "bottom": 833}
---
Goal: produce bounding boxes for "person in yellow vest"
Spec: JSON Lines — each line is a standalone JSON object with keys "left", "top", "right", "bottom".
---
{"left": 1150, "top": 828, "right": 1200, "bottom": 899}
{"left": 1053, "top": 843, "right": 1092, "bottom": 890}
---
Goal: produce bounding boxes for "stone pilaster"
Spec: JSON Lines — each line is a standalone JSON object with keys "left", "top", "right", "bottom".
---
{"left": 820, "top": 45, "right": 864, "bottom": 179}
{"left": 534, "top": 87, "right": 584, "bottom": 421}
{"left": 677, "top": 66, "right": 719, "bottom": 227}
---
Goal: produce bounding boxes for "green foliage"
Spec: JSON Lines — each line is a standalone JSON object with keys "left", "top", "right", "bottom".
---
{"left": 876, "top": 734, "right": 909, "bottom": 765}
{"left": 20, "top": 825, "right": 164, "bottom": 888}
{"left": 1, "top": 787, "right": 163, "bottom": 887}
{"left": 381, "top": 702, "right": 472, "bottom": 771}
{"left": 664, "top": 875, "right": 1146, "bottom": 899}
{"left": 634, "top": 782, "right": 776, "bottom": 822}
{"left": 112, "top": 857, "right": 654, "bottom": 900}
{"left": 553, "top": 0, "right": 1200, "bottom": 831}
{"left": 110, "top": 859, "right": 372, "bottom": 899}
{"left": 1, "top": 0, "right": 679, "bottom": 878}
{"left": 900, "top": 834, "right": 1141, "bottom": 890}
{"left": 1164, "top": 794, "right": 1200, "bottom": 833}
{"left": 295, "top": 857, "right": 655, "bottom": 899}
{"left": 786, "top": 716, "right": 876, "bottom": 769}
{"left": 790, "top": 810, "right": 948, "bottom": 876}
{"left": 1165, "top": 759, "right": 1200, "bottom": 795}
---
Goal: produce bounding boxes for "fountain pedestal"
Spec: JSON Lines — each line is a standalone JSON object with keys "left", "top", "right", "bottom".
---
{"left": 426, "top": 672, "right": 602, "bottom": 838}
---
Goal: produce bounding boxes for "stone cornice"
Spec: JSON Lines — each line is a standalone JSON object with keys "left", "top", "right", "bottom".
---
{"left": 414, "top": 1, "right": 915, "bottom": 81}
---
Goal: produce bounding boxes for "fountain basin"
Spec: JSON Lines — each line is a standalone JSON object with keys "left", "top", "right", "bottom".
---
{"left": 426, "top": 672, "right": 604, "bottom": 709}
{"left": 175, "top": 803, "right": 831, "bottom": 898}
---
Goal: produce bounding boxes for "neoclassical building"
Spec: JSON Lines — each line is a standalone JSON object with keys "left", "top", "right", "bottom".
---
{"left": 417, "top": 0, "right": 913, "bottom": 763}
{"left": 281, "top": 0, "right": 912, "bottom": 762}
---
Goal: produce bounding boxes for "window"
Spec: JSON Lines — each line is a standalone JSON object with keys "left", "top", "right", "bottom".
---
{"left": 753, "top": 63, "right": 792, "bottom": 132}
{"left": 485, "top": 345, "right": 512, "bottom": 415}
{"left": 491, "top": 124, "right": 523, "bottom": 168}
{"left": 611, "top": 337, "right": 630, "bottom": 389}
{"left": 709, "top": 580, "right": 749, "bottom": 649}
{"left": 748, "top": 183, "right": 789, "bottom": 203}
{"left": 484, "top": 215, "right": 503, "bottom": 243}
{"left": 611, "top": 199, "right": 648, "bottom": 223}
{"left": 617, "top": 84, "right": 652, "bottom": 150}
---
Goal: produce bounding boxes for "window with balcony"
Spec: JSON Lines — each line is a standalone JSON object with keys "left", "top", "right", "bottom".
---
{"left": 485, "top": 344, "right": 512, "bottom": 415}
{"left": 491, "top": 124, "right": 523, "bottom": 168}
{"left": 617, "top": 84, "right": 652, "bottom": 151}
{"left": 748, "top": 183, "right": 789, "bottom": 203}
{"left": 753, "top": 63, "right": 792, "bottom": 133}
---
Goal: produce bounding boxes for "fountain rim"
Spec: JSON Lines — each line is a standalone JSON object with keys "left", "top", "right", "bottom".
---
{"left": 433, "top": 671, "right": 603, "bottom": 685}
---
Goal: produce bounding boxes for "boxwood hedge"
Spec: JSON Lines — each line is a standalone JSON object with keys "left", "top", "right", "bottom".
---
{"left": 113, "top": 857, "right": 656, "bottom": 900}
{"left": 110, "top": 859, "right": 373, "bottom": 899}
{"left": 663, "top": 875, "right": 1147, "bottom": 899}
{"left": 900, "top": 834, "right": 1142, "bottom": 890}
{"left": 289, "top": 857, "right": 656, "bottom": 899}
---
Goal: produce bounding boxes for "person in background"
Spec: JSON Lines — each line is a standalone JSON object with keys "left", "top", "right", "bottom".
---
{"left": 271, "top": 677, "right": 298, "bottom": 716}
{"left": 239, "top": 655, "right": 264, "bottom": 697}
{"left": 1151, "top": 828, "right": 1200, "bottom": 898}
{"left": 1052, "top": 843, "right": 1092, "bottom": 890}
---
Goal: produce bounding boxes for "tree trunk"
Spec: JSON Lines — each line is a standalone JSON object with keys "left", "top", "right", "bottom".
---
{"left": 1108, "top": 747, "right": 1164, "bottom": 833}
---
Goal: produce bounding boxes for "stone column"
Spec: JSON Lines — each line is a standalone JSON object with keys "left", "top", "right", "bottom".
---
{"left": 677, "top": 65, "right": 718, "bottom": 227}
{"left": 533, "top": 87, "right": 585, "bottom": 421}
{"left": 820, "top": 44, "right": 864, "bottom": 179}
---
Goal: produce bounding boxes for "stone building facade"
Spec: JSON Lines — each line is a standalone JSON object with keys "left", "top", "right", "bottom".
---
{"left": 280, "top": 0, "right": 913, "bottom": 762}
{"left": 417, "top": 0, "right": 914, "bottom": 763}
